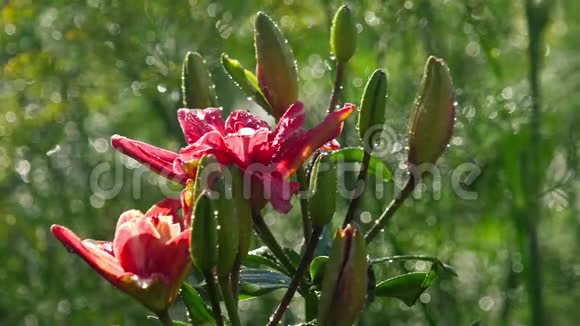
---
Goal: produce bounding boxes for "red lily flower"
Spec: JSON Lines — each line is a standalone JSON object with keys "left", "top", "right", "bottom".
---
{"left": 112, "top": 101, "right": 355, "bottom": 213}
{"left": 50, "top": 198, "right": 190, "bottom": 314}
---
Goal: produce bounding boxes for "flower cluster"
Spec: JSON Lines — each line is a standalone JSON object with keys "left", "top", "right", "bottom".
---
{"left": 50, "top": 6, "right": 456, "bottom": 325}
{"left": 111, "top": 101, "right": 354, "bottom": 213}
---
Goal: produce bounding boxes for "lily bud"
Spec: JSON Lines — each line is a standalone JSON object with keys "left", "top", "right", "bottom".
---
{"left": 181, "top": 51, "right": 218, "bottom": 108}
{"left": 191, "top": 194, "right": 218, "bottom": 274}
{"left": 330, "top": 5, "right": 357, "bottom": 63}
{"left": 407, "top": 56, "right": 455, "bottom": 166}
{"left": 228, "top": 165, "right": 252, "bottom": 260}
{"left": 214, "top": 177, "right": 239, "bottom": 277}
{"left": 308, "top": 153, "right": 337, "bottom": 227}
{"left": 318, "top": 224, "right": 368, "bottom": 326}
{"left": 254, "top": 11, "right": 298, "bottom": 118}
{"left": 358, "top": 69, "right": 387, "bottom": 148}
{"left": 51, "top": 199, "right": 191, "bottom": 314}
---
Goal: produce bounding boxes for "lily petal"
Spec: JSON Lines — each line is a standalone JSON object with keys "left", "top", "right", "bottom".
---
{"left": 111, "top": 135, "right": 187, "bottom": 185}
{"left": 178, "top": 108, "right": 225, "bottom": 144}
{"left": 145, "top": 198, "right": 182, "bottom": 225}
{"left": 50, "top": 225, "right": 124, "bottom": 285}
{"left": 276, "top": 104, "right": 356, "bottom": 178}
{"left": 225, "top": 110, "right": 270, "bottom": 133}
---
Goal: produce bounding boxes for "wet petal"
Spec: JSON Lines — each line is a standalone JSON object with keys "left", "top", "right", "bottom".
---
{"left": 271, "top": 102, "right": 305, "bottom": 147}
{"left": 145, "top": 198, "right": 182, "bottom": 225}
{"left": 224, "top": 127, "right": 271, "bottom": 166}
{"left": 111, "top": 135, "right": 187, "bottom": 185}
{"left": 177, "top": 108, "right": 225, "bottom": 144}
{"left": 276, "top": 104, "right": 355, "bottom": 178}
{"left": 50, "top": 225, "right": 124, "bottom": 284}
{"left": 113, "top": 217, "right": 163, "bottom": 277}
{"left": 225, "top": 110, "right": 270, "bottom": 134}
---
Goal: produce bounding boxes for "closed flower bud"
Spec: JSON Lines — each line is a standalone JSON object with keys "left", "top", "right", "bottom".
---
{"left": 358, "top": 69, "right": 387, "bottom": 148}
{"left": 255, "top": 11, "right": 298, "bottom": 118}
{"left": 330, "top": 5, "right": 357, "bottom": 63}
{"left": 308, "top": 153, "right": 337, "bottom": 227}
{"left": 227, "top": 165, "right": 252, "bottom": 260}
{"left": 318, "top": 224, "right": 368, "bottom": 326}
{"left": 181, "top": 52, "right": 218, "bottom": 108}
{"left": 213, "top": 177, "right": 239, "bottom": 277}
{"left": 407, "top": 56, "right": 455, "bottom": 166}
{"left": 191, "top": 193, "right": 218, "bottom": 274}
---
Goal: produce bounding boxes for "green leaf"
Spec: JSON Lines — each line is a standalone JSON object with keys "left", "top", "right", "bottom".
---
{"left": 239, "top": 269, "right": 291, "bottom": 300}
{"left": 309, "top": 256, "right": 329, "bottom": 287}
{"left": 329, "top": 147, "right": 392, "bottom": 182}
{"left": 221, "top": 53, "right": 272, "bottom": 113}
{"left": 375, "top": 272, "right": 429, "bottom": 306}
{"left": 375, "top": 264, "right": 440, "bottom": 307}
{"left": 283, "top": 247, "right": 301, "bottom": 269}
{"left": 243, "top": 254, "right": 286, "bottom": 275}
{"left": 180, "top": 283, "right": 215, "bottom": 325}
{"left": 370, "top": 255, "right": 458, "bottom": 277}
{"left": 242, "top": 246, "right": 287, "bottom": 275}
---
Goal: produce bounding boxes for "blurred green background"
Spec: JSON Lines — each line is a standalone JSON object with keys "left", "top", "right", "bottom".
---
{"left": 1, "top": 0, "right": 578, "bottom": 325}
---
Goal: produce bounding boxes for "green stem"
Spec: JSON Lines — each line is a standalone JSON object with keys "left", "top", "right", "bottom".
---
{"left": 328, "top": 62, "right": 345, "bottom": 113}
{"left": 268, "top": 227, "right": 323, "bottom": 325}
{"left": 230, "top": 256, "right": 242, "bottom": 306}
{"left": 297, "top": 167, "right": 313, "bottom": 241}
{"left": 204, "top": 272, "right": 224, "bottom": 326}
{"left": 251, "top": 208, "right": 297, "bottom": 275}
{"left": 343, "top": 150, "right": 372, "bottom": 227}
{"left": 156, "top": 309, "right": 174, "bottom": 326}
{"left": 365, "top": 175, "right": 416, "bottom": 243}
{"left": 523, "top": 1, "right": 549, "bottom": 325}
{"left": 219, "top": 275, "right": 241, "bottom": 326}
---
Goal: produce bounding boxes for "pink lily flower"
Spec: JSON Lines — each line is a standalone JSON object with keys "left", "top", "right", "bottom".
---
{"left": 112, "top": 101, "right": 355, "bottom": 213}
{"left": 50, "top": 198, "right": 190, "bottom": 314}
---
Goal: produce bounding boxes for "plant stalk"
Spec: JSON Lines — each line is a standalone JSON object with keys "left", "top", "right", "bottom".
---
{"left": 343, "top": 150, "right": 372, "bottom": 227}
{"left": 268, "top": 227, "right": 323, "bottom": 326}
{"left": 365, "top": 175, "right": 416, "bottom": 243}
{"left": 297, "top": 167, "right": 313, "bottom": 241}
{"left": 204, "top": 272, "right": 224, "bottom": 326}
{"left": 328, "top": 61, "right": 345, "bottom": 113}
{"left": 157, "top": 309, "right": 174, "bottom": 326}
{"left": 251, "top": 208, "right": 297, "bottom": 275}
{"left": 219, "top": 275, "right": 242, "bottom": 326}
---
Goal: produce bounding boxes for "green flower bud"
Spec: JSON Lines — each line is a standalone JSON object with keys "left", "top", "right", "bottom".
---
{"left": 254, "top": 11, "right": 298, "bottom": 118}
{"left": 181, "top": 52, "right": 218, "bottom": 108}
{"left": 407, "top": 56, "right": 455, "bottom": 166}
{"left": 330, "top": 5, "right": 357, "bottom": 63}
{"left": 308, "top": 153, "right": 337, "bottom": 227}
{"left": 227, "top": 165, "right": 252, "bottom": 260}
{"left": 358, "top": 69, "right": 387, "bottom": 148}
{"left": 190, "top": 193, "right": 218, "bottom": 274}
{"left": 318, "top": 224, "right": 368, "bottom": 326}
{"left": 214, "top": 177, "right": 239, "bottom": 277}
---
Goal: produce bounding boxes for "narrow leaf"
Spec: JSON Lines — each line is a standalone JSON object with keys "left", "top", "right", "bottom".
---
{"left": 181, "top": 283, "right": 215, "bottom": 324}
{"left": 238, "top": 269, "right": 291, "bottom": 300}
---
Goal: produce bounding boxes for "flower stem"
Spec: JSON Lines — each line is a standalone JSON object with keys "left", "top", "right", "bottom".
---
{"left": 297, "top": 167, "right": 313, "bottom": 241}
{"left": 328, "top": 61, "right": 345, "bottom": 113}
{"left": 204, "top": 272, "right": 224, "bottom": 326}
{"left": 251, "top": 208, "right": 297, "bottom": 275}
{"left": 230, "top": 256, "right": 242, "bottom": 306}
{"left": 156, "top": 309, "right": 174, "bottom": 326}
{"left": 365, "top": 175, "right": 416, "bottom": 243}
{"left": 219, "top": 275, "right": 242, "bottom": 326}
{"left": 268, "top": 227, "right": 323, "bottom": 326}
{"left": 343, "top": 149, "right": 372, "bottom": 227}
